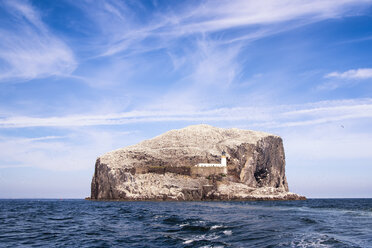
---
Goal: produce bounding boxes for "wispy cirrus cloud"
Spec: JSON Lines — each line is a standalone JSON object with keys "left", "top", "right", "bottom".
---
{"left": 162, "top": 0, "right": 370, "bottom": 34}
{"left": 68, "top": 0, "right": 372, "bottom": 101}
{"left": 325, "top": 68, "right": 372, "bottom": 79}
{"left": 0, "top": 98, "right": 371, "bottom": 129}
{"left": 72, "top": 0, "right": 372, "bottom": 57}
{"left": 0, "top": 129, "right": 138, "bottom": 171}
{"left": 0, "top": 0, "right": 76, "bottom": 82}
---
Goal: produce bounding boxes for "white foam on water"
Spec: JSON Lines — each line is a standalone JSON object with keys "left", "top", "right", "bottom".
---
{"left": 223, "top": 230, "right": 232, "bottom": 236}
{"left": 182, "top": 233, "right": 220, "bottom": 244}
{"left": 182, "top": 239, "right": 193, "bottom": 244}
{"left": 210, "top": 225, "right": 223, "bottom": 230}
{"left": 290, "top": 233, "right": 343, "bottom": 248}
{"left": 153, "top": 215, "right": 164, "bottom": 219}
{"left": 179, "top": 223, "right": 189, "bottom": 227}
{"left": 207, "top": 233, "right": 220, "bottom": 240}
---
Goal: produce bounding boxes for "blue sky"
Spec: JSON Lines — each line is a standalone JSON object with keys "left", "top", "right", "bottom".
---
{"left": 1, "top": 0, "right": 372, "bottom": 198}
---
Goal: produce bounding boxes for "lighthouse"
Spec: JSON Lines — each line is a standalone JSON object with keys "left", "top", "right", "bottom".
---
{"left": 221, "top": 151, "right": 227, "bottom": 167}
{"left": 192, "top": 150, "right": 228, "bottom": 176}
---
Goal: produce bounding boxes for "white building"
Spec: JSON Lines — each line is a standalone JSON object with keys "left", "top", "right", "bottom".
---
{"left": 195, "top": 151, "right": 227, "bottom": 167}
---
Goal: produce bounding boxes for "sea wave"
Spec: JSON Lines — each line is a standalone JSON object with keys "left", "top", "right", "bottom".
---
{"left": 0, "top": 199, "right": 371, "bottom": 247}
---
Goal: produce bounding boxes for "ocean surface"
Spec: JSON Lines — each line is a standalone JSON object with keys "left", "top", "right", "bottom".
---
{"left": 0, "top": 199, "right": 371, "bottom": 247}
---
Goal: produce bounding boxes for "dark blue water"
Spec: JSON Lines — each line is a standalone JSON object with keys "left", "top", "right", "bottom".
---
{"left": 0, "top": 199, "right": 371, "bottom": 247}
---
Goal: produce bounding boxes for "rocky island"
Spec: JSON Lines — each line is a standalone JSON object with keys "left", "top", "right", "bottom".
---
{"left": 90, "top": 124, "right": 306, "bottom": 201}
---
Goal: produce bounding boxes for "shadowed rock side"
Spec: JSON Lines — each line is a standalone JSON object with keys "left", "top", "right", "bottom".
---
{"left": 90, "top": 125, "right": 305, "bottom": 201}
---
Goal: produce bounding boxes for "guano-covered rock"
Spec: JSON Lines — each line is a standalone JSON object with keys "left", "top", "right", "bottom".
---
{"left": 90, "top": 124, "right": 305, "bottom": 201}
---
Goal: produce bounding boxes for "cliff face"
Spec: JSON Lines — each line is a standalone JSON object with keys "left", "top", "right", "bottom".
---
{"left": 90, "top": 124, "right": 305, "bottom": 201}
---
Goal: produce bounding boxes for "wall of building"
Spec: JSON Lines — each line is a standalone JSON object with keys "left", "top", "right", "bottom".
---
{"left": 136, "top": 166, "right": 191, "bottom": 176}
{"left": 190, "top": 166, "right": 227, "bottom": 178}
{"left": 197, "top": 163, "right": 225, "bottom": 167}
{"left": 135, "top": 165, "right": 227, "bottom": 178}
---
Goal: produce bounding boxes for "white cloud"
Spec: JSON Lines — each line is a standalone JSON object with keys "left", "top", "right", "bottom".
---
{"left": 67, "top": 0, "right": 372, "bottom": 96}
{"left": 325, "top": 68, "right": 372, "bottom": 79}
{"left": 83, "top": 0, "right": 372, "bottom": 56}
{"left": 66, "top": 0, "right": 372, "bottom": 95}
{"left": 170, "top": 0, "right": 367, "bottom": 33}
{"left": 0, "top": 98, "right": 371, "bottom": 128}
{"left": 0, "top": 0, "right": 76, "bottom": 81}
{"left": 0, "top": 130, "right": 138, "bottom": 171}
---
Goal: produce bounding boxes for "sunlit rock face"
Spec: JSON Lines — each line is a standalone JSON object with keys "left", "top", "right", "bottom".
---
{"left": 90, "top": 124, "right": 305, "bottom": 201}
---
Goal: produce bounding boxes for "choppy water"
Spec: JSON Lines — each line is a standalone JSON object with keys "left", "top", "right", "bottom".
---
{"left": 0, "top": 199, "right": 371, "bottom": 247}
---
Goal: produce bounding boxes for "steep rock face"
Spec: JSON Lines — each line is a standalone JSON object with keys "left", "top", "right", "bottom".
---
{"left": 90, "top": 124, "right": 304, "bottom": 201}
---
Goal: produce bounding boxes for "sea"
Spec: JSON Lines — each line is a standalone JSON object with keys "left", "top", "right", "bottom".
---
{"left": 0, "top": 199, "right": 371, "bottom": 247}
